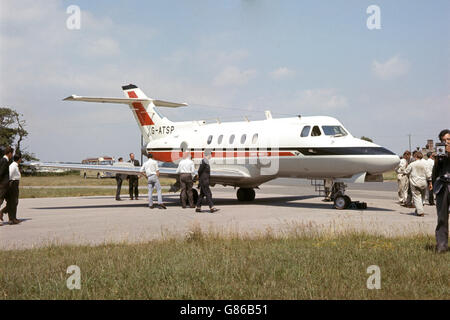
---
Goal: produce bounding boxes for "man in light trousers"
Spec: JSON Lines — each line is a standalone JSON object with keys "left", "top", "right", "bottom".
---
{"left": 404, "top": 152, "right": 432, "bottom": 216}
{"left": 140, "top": 153, "right": 166, "bottom": 209}
{"left": 396, "top": 150, "right": 411, "bottom": 205}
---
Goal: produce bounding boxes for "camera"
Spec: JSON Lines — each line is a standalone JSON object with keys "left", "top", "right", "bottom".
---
{"left": 435, "top": 142, "right": 446, "bottom": 157}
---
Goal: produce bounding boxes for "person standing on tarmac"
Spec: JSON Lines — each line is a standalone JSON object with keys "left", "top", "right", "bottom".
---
{"left": 140, "top": 153, "right": 166, "bottom": 209}
{"left": 128, "top": 153, "right": 140, "bottom": 200}
{"left": 425, "top": 152, "right": 435, "bottom": 205}
{"left": 396, "top": 150, "right": 411, "bottom": 206}
{"left": 195, "top": 150, "right": 219, "bottom": 213}
{"left": 176, "top": 151, "right": 196, "bottom": 208}
{"left": 115, "top": 157, "right": 125, "bottom": 201}
{"left": 404, "top": 152, "right": 431, "bottom": 216}
{"left": 0, "top": 146, "right": 13, "bottom": 224}
{"left": 3, "top": 153, "right": 22, "bottom": 225}
{"left": 431, "top": 129, "right": 450, "bottom": 253}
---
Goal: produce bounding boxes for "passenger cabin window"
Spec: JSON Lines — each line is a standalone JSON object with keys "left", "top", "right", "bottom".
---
{"left": 229, "top": 134, "right": 235, "bottom": 144}
{"left": 301, "top": 126, "right": 311, "bottom": 137}
{"left": 322, "top": 126, "right": 348, "bottom": 137}
{"left": 252, "top": 133, "right": 258, "bottom": 144}
{"left": 207, "top": 135, "right": 213, "bottom": 144}
{"left": 311, "top": 126, "right": 322, "bottom": 136}
{"left": 241, "top": 134, "right": 246, "bottom": 144}
{"left": 218, "top": 135, "right": 223, "bottom": 144}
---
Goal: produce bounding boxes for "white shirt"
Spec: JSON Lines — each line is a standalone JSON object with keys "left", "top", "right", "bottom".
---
{"left": 405, "top": 159, "right": 431, "bottom": 188}
{"left": 396, "top": 158, "right": 408, "bottom": 175}
{"left": 140, "top": 158, "right": 159, "bottom": 176}
{"left": 9, "top": 161, "right": 21, "bottom": 181}
{"left": 425, "top": 158, "right": 434, "bottom": 178}
{"left": 176, "top": 158, "right": 195, "bottom": 175}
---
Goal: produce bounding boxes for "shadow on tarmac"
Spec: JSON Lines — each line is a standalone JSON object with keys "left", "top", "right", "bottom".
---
{"left": 32, "top": 194, "right": 395, "bottom": 212}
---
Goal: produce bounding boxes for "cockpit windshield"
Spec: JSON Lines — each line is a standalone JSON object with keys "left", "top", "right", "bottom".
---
{"left": 322, "top": 126, "right": 348, "bottom": 137}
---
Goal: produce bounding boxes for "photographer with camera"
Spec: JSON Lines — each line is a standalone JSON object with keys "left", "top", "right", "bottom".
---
{"left": 431, "top": 129, "right": 450, "bottom": 253}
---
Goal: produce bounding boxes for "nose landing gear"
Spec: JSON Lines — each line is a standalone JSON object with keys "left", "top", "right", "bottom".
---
{"left": 326, "top": 181, "right": 367, "bottom": 210}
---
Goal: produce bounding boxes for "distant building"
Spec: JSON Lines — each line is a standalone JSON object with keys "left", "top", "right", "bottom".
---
{"left": 419, "top": 139, "right": 436, "bottom": 157}
{"left": 426, "top": 139, "right": 434, "bottom": 150}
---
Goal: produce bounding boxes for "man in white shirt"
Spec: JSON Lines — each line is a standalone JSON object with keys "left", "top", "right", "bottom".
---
{"left": 425, "top": 152, "right": 435, "bottom": 205}
{"left": 404, "top": 152, "right": 432, "bottom": 216}
{"left": 140, "top": 153, "right": 166, "bottom": 209}
{"left": 1, "top": 153, "right": 21, "bottom": 224}
{"left": 176, "top": 152, "right": 196, "bottom": 208}
{"left": 396, "top": 150, "right": 411, "bottom": 205}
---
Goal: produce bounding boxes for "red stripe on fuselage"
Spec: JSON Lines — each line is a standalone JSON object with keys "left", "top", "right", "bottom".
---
{"left": 127, "top": 91, "right": 154, "bottom": 126}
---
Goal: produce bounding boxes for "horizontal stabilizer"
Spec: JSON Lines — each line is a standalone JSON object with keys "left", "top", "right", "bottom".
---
{"left": 153, "top": 100, "right": 188, "bottom": 108}
{"left": 63, "top": 95, "right": 187, "bottom": 107}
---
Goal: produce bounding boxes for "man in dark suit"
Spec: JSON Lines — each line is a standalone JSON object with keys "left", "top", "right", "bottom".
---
{"left": 431, "top": 129, "right": 450, "bottom": 253}
{"left": 0, "top": 146, "right": 14, "bottom": 223}
{"left": 115, "top": 157, "right": 124, "bottom": 201}
{"left": 128, "top": 153, "right": 140, "bottom": 200}
{"left": 195, "top": 150, "right": 219, "bottom": 213}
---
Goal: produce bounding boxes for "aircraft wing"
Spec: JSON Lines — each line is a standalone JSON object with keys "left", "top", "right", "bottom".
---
{"left": 23, "top": 162, "right": 250, "bottom": 180}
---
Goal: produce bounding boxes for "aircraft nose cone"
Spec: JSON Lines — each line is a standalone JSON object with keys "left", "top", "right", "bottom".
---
{"left": 387, "top": 155, "right": 400, "bottom": 170}
{"left": 370, "top": 154, "right": 400, "bottom": 174}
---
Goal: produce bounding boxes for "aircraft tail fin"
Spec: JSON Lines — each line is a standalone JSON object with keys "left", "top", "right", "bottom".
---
{"left": 63, "top": 84, "right": 187, "bottom": 140}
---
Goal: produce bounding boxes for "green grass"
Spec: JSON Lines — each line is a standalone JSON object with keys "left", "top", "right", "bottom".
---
{"left": 18, "top": 175, "right": 175, "bottom": 198}
{"left": 1, "top": 230, "right": 448, "bottom": 300}
{"left": 383, "top": 171, "right": 397, "bottom": 181}
{"left": 19, "top": 187, "right": 170, "bottom": 199}
{"left": 21, "top": 175, "right": 175, "bottom": 187}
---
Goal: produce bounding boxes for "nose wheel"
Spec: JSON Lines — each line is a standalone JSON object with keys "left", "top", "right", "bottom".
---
{"left": 333, "top": 195, "right": 351, "bottom": 210}
{"left": 330, "top": 182, "right": 367, "bottom": 210}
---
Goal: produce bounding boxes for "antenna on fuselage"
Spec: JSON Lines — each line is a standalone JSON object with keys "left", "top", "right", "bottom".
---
{"left": 265, "top": 110, "right": 273, "bottom": 120}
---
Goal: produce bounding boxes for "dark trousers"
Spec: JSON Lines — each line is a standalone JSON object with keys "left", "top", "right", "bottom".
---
{"left": 196, "top": 183, "right": 214, "bottom": 209}
{"left": 180, "top": 173, "right": 194, "bottom": 207}
{"left": 435, "top": 186, "right": 449, "bottom": 251}
{"left": 0, "top": 182, "right": 8, "bottom": 207}
{"left": 115, "top": 176, "right": 123, "bottom": 200}
{"left": 427, "top": 182, "right": 435, "bottom": 205}
{"left": 6, "top": 180, "right": 19, "bottom": 220}
{"left": 129, "top": 176, "right": 139, "bottom": 199}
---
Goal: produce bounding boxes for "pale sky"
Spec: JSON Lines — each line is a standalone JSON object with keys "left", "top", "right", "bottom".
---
{"left": 1, "top": 0, "right": 449, "bottom": 161}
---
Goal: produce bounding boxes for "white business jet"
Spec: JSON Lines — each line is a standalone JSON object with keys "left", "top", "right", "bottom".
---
{"left": 30, "top": 84, "right": 399, "bottom": 209}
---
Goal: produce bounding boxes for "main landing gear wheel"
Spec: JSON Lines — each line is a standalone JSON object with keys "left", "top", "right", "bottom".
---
{"left": 237, "top": 188, "right": 256, "bottom": 201}
{"left": 192, "top": 188, "right": 199, "bottom": 204}
{"left": 179, "top": 188, "right": 199, "bottom": 205}
{"left": 333, "top": 195, "right": 351, "bottom": 210}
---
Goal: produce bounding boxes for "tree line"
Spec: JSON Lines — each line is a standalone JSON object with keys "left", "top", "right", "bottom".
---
{"left": 0, "top": 107, "right": 38, "bottom": 161}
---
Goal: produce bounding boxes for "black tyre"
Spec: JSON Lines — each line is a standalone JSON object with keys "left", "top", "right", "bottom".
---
{"left": 237, "top": 188, "right": 255, "bottom": 201}
{"left": 334, "top": 195, "right": 350, "bottom": 210}
{"left": 179, "top": 188, "right": 199, "bottom": 206}
{"left": 83, "top": 173, "right": 87, "bottom": 179}
{"left": 192, "top": 188, "right": 199, "bottom": 204}
{"left": 246, "top": 188, "right": 256, "bottom": 201}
